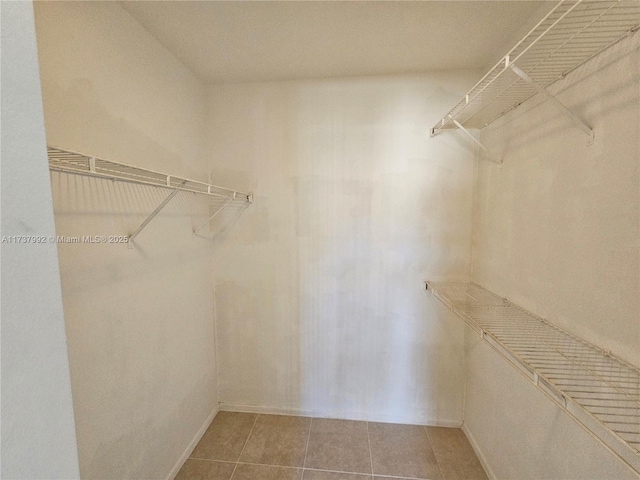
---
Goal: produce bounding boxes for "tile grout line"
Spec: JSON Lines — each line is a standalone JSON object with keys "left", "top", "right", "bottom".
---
{"left": 190, "top": 454, "right": 429, "bottom": 479}
{"left": 303, "top": 464, "right": 426, "bottom": 479}
{"left": 229, "top": 414, "right": 259, "bottom": 479}
{"left": 189, "top": 457, "right": 236, "bottom": 464}
{"left": 371, "top": 475, "right": 429, "bottom": 480}
{"left": 366, "top": 421, "right": 374, "bottom": 477}
{"left": 423, "top": 425, "right": 446, "bottom": 480}
{"left": 302, "top": 417, "right": 313, "bottom": 476}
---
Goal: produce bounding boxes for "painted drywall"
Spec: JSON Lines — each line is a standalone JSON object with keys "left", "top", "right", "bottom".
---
{"left": 0, "top": 2, "right": 80, "bottom": 478}
{"left": 465, "top": 29, "right": 640, "bottom": 479}
{"left": 34, "top": 3, "right": 218, "bottom": 479}
{"left": 207, "top": 73, "right": 479, "bottom": 425}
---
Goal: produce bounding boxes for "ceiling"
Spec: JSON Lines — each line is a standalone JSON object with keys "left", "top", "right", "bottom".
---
{"left": 121, "top": 1, "right": 551, "bottom": 84}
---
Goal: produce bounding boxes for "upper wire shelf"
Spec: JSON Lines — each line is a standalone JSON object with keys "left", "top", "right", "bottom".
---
{"left": 48, "top": 147, "right": 252, "bottom": 202}
{"left": 48, "top": 146, "right": 252, "bottom": 246}
{"left": 426, "top": 281, "right": 640, "bottom": 474}
{"left": 431, "top": 0, "right": 640, "bottom": 136}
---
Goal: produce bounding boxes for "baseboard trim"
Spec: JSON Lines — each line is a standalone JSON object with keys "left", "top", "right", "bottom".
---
{"left": 165, "top": 405, "right": 219, "bottom": 480}
{"left": 219, "top": 402, "right": 462, "bottom": 428}
{"left": 462, "top": 423, "right": 496, "bottom": 480}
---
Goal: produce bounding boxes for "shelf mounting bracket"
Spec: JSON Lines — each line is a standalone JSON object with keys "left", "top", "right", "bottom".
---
{"left": 509, "top": 64, "right": 594, "bottom": 142}
{"left": 127, "top": 180, "right": 185, "bottom": 248}
{"left": 193, "top": 195, "right": 235, "bottom": 237}
{"left": 452, "top": 119, "right": 502, "bottom": 165}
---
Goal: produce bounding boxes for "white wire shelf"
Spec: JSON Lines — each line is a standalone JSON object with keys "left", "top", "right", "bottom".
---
{"left": 47, "top": 147, "right": 251, "bottom": 202}
{"left": 431, "top": 0, "right": 640, "bottom": 138}
{"left": 426, "top": 281, "right": 640, "bottom": 474}
{"left": 47, "top": 146, "right": 252, "bottom": 246}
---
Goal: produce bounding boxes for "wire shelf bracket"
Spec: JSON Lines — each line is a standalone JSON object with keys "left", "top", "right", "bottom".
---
{"left": 509, "top": 63, "right": 595, "bottom": 143}
{"left": 192, "top": 195, "right": 234, "bottom": 237}
{"left": 127, "top": 182, "right": 185, "bottom": 248}
{"left": 430, "top": 0, "right": 640, "bottom": 158}
{"left": 426, "top": 281, "right": 640, "bottom": 475}
{"left": 47, "top": 146, "right": 253, "bottom": 246}
{"left": 451, "top": 119, "right": 502, "bottom": 165}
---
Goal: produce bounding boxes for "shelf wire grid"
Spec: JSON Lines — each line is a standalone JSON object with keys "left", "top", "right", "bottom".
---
{"left": 427, "top": 282, "right": 640, "bottom": 472}
{"left": 432, "top": 0, "right": 640, "bottom": 133}
{"left": 47, "top": 146, "right": 252, "bottom": 203}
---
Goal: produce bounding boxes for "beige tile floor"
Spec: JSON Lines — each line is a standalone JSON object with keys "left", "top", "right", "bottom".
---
{"left": 176, "top": 412, "right": 488, "bottom": 480}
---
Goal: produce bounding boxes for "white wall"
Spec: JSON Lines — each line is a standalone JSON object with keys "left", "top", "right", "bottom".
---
{"left": 0, "top": 2, "right": 80, "bottom": 478}
{"left": 465, "top": 30, "right": 640, "bottom": 479}
{"left": 207, "top": 73, "right": 479, "bottom": 425}
{"left": 34, "top": 3, "right": 217, "bottom": 479}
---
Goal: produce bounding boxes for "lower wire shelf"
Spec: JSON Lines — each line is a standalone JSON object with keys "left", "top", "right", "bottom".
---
{"left": 426, "top": 281, "right": 640, "bottom": 474}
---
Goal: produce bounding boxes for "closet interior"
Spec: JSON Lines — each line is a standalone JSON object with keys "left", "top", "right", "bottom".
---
{"left": 1, "top": 1, "right": 639, "bottom": 479}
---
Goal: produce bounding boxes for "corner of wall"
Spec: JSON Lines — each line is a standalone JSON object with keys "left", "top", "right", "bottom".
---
{"left": 165, "top": 404, "right": 219, "bottom": 480}
{"left": 461, "top": 423, "right": 496, "bottom": 480}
